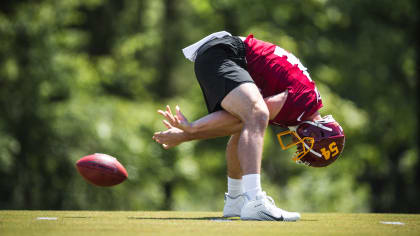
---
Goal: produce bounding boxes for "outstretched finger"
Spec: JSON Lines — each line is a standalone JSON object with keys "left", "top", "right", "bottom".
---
{"left": 157, "top": 109, "right": 166, "bottom": 118}
{"left": 176, "top": 105, "right": 187, "bottom": 121}
{"left": 163, "top": 120, "right": 173, "bottom": 129}
{"left": 165, "top": 105, "right": 177, "bottom": 125}
{"left": 174, "top": 116, "right": 181, "bottom": 125}
{"left": 158, "top": 109, "right": 176, "bottom": 126}
{"left": 166, "top": 105, "right": 173, "bottom": 116}
{"left": 167, "top": 112, "right": 176, "bottom": 126}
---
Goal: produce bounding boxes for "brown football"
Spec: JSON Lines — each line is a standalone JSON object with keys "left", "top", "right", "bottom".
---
{"left": 76, "top": 153, "right": 128, "bottom": 187}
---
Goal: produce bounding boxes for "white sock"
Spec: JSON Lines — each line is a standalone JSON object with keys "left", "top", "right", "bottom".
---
{"left": 227, "top": 177, "right": 243, "bottom": 197}
{"left": 242, "top": 174, "right": 262, "bottom": 200}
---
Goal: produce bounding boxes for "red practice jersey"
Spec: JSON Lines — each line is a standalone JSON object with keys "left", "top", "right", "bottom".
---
{"left": 244, "top": 35, "right": 323, "bottom": 127}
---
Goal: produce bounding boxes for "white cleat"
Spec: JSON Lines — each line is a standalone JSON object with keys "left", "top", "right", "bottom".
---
{"left": 223, "top": 193, "right": 246, "bottom": 217}
{"left": 240, "top": 192, "right": 301, "bottom": 221}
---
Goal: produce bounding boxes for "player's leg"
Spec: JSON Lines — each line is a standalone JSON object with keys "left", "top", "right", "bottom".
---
{"left": 220, "top": 82, "right": 268, "bottom": 204}
{"left": 226, "top": 133, "right": 242, "bottom": 179}
{"left": 223, "top": 133, "right": 246, "bottom": 217}
{"left": 221, "top": 83, "right": 301, "bottom": 222}
{"left": 221, "top": 82, "right": 268, "bottom": 175}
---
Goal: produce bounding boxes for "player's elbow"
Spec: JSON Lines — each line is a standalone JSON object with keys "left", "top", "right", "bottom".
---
{"left": 264, "top": 90, "right": 288, "bottom": 120}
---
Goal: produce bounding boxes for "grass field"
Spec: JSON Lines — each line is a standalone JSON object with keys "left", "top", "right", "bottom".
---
{"left": 0, "top": 211, "right": 419, "bottom": 236}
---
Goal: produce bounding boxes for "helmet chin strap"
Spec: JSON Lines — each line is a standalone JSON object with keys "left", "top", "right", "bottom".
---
{"left": 303, "top": 141, "right": 322, "bottom": 158}
{"left": 288, "top": 123, "right": 324, "bottom": 158}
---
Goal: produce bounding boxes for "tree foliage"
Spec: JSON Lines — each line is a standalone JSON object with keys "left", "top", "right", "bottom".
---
{"left": 0, "top": 0, "right": 418, "bottom": 213}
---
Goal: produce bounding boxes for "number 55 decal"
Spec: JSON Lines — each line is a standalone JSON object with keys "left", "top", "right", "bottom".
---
{"left": 320, "top": 142, "right": 339, "bottom": 160}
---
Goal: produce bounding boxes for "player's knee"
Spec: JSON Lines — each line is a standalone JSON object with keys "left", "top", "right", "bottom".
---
{"left": 247, "top": 102, "right": 269, "bottom": 128}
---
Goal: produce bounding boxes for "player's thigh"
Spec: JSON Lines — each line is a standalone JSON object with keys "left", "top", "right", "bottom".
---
{"left": 221, "top": 82, "right": 268, "bottom": 122}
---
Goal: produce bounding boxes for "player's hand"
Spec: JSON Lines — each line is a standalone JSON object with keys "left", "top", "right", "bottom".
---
{"left": 153, "top": 127, "right": 185, "bottom": 149}
{"left": 157, "top": 105, "right": 193, "bottom": 133}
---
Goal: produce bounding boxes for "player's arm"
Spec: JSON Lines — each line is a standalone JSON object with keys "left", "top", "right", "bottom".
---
{"left": 183, "top": 90, "right": 288, "bottom": 136}
{"left": 157, "top": 105, "right": 242, "bottom": 138}
{"left": 153, "top": 91, "right": 288, "bottom": 148}
{"left": 153, "top": 109, "right": 242, "bottom": 149}
{"left": 264, "top": 90, "right": 288, "bottom": 120}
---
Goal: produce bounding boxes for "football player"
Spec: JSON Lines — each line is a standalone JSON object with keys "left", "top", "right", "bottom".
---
{"left": 153, "top": 32, "right": 345, "bottom": 221}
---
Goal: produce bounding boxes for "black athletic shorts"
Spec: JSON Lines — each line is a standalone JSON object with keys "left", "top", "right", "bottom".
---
{"left": 194, "top": 36, "right": 255, "bottom": 113}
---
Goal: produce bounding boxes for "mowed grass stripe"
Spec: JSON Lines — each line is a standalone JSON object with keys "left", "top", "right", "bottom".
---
{"left": 0, "top": 211, "right": 419, "bottom": 236}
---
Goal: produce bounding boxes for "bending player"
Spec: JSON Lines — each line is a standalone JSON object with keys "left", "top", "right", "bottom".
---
{"left": 153, "top": 32, "right": 345, "bottom": 221}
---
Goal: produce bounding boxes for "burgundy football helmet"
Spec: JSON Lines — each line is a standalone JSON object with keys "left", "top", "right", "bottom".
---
{"left": 277, "top": 115, "right": 345, "bottom": 167}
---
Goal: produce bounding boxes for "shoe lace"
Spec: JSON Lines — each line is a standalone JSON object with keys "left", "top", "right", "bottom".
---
{"left": 260, "top": 191, "right": 276, "bottom": 206}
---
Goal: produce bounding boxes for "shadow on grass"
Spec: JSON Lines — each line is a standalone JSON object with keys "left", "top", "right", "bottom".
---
{"left": 128, "top": 217, "right": 317, "bottom": 222}
{"left": 128, "top": 216, "right": 240, "bottom": 221}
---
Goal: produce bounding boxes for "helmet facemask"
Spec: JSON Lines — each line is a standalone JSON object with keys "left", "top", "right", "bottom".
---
{"left": 276, "top": 126, "right": 314, "bottom": 163}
